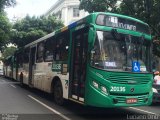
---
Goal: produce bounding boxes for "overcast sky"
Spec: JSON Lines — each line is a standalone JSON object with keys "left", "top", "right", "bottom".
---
{"left": 5, "top": 0, "right": 58, "bottom": 21}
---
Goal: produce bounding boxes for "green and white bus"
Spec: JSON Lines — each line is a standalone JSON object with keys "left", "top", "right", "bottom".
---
{"left": 8, "top": 12, "right": 153, "bottom": 107}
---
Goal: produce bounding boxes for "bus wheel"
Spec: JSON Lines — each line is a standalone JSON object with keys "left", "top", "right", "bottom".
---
{"left": 54, "top": 80, "right": 64, "bottom": 105}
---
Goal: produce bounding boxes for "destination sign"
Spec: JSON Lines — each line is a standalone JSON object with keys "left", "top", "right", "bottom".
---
{"left": 112, "top": 22, "right": 136, "bottom": 31}
{"left": 96, "top": 14, "right": 150, "bottom": 34}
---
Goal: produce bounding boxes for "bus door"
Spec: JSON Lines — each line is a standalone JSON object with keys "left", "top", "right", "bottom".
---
{"left": 70, "top": 27, "right": 88, "bottom": 102}
{"left": 29, "top": 46, "right": 36, "bottom": 86}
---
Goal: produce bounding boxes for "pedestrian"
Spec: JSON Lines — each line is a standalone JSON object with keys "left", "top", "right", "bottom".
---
{"left": 154, "top": 71, "right": 160, "bottom": 85}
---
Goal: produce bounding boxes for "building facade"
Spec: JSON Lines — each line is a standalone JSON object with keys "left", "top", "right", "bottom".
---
{"left": 44, "top": 0, "right": 88, "bottom": 26}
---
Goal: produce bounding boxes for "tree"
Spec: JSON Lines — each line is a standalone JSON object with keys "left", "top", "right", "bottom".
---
{"left": 0, "top": 12, "right": 12, "bottom": 51}
{"left": 0, "top": 0, "right": 16, "bottom": 12}
{"left": 79, "top": 0, "right": 118, "bottom": 13}
{"left": 10, "top": 15, "right": 64, "bottom": 47}
{"left": 0, "top": 46, "right": 17, "bottom": 61}
{"left": 0, "top": 0, "right": 16, "bottom": 51}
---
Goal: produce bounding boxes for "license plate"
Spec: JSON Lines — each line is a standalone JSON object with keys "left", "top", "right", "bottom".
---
{"left": 126, "top": 98, "right": 138, "bottom": 104}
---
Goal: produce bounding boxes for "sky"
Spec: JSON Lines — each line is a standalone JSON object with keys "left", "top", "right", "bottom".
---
{"left": 5, "top": 0, "right": 58, "bottom": 21}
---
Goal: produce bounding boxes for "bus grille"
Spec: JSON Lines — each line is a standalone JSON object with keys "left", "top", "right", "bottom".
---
{"left": 108, "top": 74, "right": 150, "bottom": 84}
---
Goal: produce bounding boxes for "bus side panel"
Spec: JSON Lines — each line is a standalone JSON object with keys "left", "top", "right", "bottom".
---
{"left": 33, "top": 62, "right": 49, "bottom": 92}
{"left": 6, "top": 66, "right": 12, "bottom": 78}
{"left": 57, "top": 73, "right": 69, "bottom": 99}
{"left": 13, "top": 68, "right": 16, "bottom": 80}
{"left": 22, "top": 63, "right": 29, "bottom": 85}
{"left": 33, "top": 61, "right": 69, "bottom": 99}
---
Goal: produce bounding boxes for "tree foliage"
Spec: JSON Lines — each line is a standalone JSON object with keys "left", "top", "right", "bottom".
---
{"left": 1, "top": 46, "right": 17, "bottom": 61}
{"left": 10, "top": 15, "right": 64, "bottom": 47}
{"left": 79, "top": 0, "right": 118, "bottom": 13}
{"left": 0, "top": 12, "right": 11, "bottom": 51}
{"left": 0, "top": 0, "right": 16, "bottom": 51}
{"left": 0, "top": 0, "right": 16, "bottom": 12}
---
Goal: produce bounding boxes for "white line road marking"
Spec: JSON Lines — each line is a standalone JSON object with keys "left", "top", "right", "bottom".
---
{"left": 28, "top": 95, "right": 71, "bottom": 120}
{"left": 10, "top": 84, "right": 16, "bottom": 88}
{"left": 129, "top": 107, "right": 158, "bottom": 115}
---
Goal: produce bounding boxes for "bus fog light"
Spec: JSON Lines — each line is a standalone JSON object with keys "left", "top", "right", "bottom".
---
{"left": 101, "top": 86, "right": 108, "bottom": 95}
{"left": 93, "top": 81, "right": 98, "bottom": 88}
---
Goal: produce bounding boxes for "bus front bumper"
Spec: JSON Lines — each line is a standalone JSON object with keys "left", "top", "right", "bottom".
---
{"left": 85, "top": 86, "right": 153, "bottom": 107}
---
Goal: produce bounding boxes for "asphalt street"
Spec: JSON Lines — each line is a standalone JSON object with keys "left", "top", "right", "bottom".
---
{"left": 0, "top": 76, "right": 160, "bottom": 120}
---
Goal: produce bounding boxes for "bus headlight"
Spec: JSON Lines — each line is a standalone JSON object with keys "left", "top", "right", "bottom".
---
{"left": 93, "top": 81, "right": 98, "bottom": 88}
{"left": 101, "top": 86, "right": 108, "bottom": 95}
{"left": 152, "top": 88, "right": 158, "bottom": 93}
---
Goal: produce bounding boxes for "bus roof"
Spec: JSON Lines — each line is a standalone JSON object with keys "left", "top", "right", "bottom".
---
{"left": 25, "top": 12, "right": 149, "bottom": 48}
{"left": 92, "top": 12, "right": 148, "bottom": 26}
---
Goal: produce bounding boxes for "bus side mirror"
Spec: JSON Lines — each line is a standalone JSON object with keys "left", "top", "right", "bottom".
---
{"left": 88, "top": 27, "right": 96, "bottom": 44}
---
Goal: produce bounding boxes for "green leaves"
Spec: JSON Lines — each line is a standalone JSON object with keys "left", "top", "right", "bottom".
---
{"left": 1, "top": 46, "right": 17, "bottom": 61}
{"left": 0, "top": 0, "right": 16, "bottom": 51}
{"left": 0, "top": 0, "right": 16, "bottom": 12}
{"left": 0, "top": 13, "right": 11, "bottom": 51}
{"left": 10, "top": 15, "right": 64, "bottom": 47}
{"left": 79, "top": 0, "right": 118, "bottom": 13}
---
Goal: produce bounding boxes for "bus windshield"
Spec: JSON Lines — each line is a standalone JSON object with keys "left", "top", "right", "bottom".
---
{"left": 91, "top": 31, "right": 151, "bottom": 73}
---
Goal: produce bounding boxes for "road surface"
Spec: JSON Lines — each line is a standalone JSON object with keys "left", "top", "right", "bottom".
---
{"left": 0, "top": 76, "right": 159, "bottom": 120}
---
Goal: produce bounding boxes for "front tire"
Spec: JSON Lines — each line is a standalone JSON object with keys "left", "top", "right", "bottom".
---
{"left": 54, "top": 80, "right": 64, "bottom": 105}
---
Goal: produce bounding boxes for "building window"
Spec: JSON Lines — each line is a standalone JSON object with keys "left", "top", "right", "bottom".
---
{"left": 73, "top": 8, "right": 79, "bottom": 17}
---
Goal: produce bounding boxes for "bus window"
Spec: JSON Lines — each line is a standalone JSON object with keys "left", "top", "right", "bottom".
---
{"left": 55, "top": 32, "right": 69, "bottom": 61}
{"left": 17, "top": 51, "right": 23, "bottom": 67}
{"left": 23, "top": 49, "right": 29, "bottom": 63}
{"left": 37, "top": 42, "right": 44, "bottom": 62}
{"left": 44, "top": 37, "right": 55, "bottom": 62}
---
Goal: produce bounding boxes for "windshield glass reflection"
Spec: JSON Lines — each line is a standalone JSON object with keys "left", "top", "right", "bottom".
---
{"left": 91, "top": 31, "right": 151, "bottom": 72}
